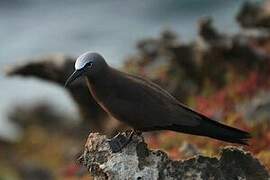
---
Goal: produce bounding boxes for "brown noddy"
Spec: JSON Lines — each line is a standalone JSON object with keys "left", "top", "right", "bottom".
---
{"left": 65, "top": 52, "right": 251, "bottom": 152}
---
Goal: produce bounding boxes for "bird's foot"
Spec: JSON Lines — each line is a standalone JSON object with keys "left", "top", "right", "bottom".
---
{"left": 107, "top": 130, "right": 136, "bottom": 153}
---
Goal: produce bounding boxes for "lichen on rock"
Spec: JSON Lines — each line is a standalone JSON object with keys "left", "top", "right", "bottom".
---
{"left": 80, "top": 132, "right": 269, "bottom": 180}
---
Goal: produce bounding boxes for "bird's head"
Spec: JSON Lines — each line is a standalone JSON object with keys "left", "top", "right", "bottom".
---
{"left": 65, "top": 52, "right": 108, "bottom": 87}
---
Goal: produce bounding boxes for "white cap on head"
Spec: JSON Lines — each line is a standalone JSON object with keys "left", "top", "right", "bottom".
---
{"left": 75, "top": 51, "right": 93, "bottom": 70}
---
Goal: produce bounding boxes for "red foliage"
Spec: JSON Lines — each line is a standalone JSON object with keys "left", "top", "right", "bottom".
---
{"left": 151, "top": 67, "right": 270, "bottom": 170}
{"left": 196, "top": 70, "right": 270, "bottom": 117}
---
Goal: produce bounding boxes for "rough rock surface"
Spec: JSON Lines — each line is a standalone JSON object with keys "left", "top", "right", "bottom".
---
{"left": 80, "top": 132, "right": 269, "bottom": 180}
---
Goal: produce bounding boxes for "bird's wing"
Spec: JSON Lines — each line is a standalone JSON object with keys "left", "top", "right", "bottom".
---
{"left": 122, "top": 74, "right": 251, "bottom": 145}
{"left": 125, "top": 74, "right": 201, "bottom": 128}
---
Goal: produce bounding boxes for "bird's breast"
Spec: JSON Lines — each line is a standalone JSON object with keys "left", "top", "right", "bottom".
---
{"left": 85, "top": 76, "right": 146, "bottom": 129}
{"left": 86, "top": 78, "right": 109, "bottom": 103}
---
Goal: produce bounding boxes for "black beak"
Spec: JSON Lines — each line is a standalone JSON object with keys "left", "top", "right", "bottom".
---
{"left": 65, "top": 70, "right": 83, "bottom": 87}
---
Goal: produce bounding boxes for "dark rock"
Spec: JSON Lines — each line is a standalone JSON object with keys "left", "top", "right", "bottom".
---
{"left": 198, "top": 17, "right": 226, "bottom": 46}
{"left": 237, "top": 1, "right": 270, "bottom": 29}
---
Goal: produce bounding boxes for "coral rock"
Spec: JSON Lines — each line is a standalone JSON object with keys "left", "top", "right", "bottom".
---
{"left": 81, "top": 132, "right": 269, "bottom": 180}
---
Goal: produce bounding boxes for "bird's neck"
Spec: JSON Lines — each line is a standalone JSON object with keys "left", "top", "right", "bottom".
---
{"left": 84, "top": 67, "right": 116, "bottom": 102}
{"left": 85, "top": 67, "right": 112, "bottom": 85}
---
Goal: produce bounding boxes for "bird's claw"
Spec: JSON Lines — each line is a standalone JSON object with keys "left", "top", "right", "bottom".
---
{"left": 107, "top": 133, "right": 130, "bottom": 153}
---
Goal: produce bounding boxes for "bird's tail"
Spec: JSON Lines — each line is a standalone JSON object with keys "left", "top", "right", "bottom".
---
{"left": 169, "top": 113, "right": 251, "bottom": 145}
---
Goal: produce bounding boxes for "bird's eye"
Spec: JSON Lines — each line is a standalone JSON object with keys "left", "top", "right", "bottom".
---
{"left": 86, "top": 62, "right": 93, "bottom": 67}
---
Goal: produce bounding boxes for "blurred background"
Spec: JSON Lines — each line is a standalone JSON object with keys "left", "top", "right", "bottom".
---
{"left": 1, "top": 0, "right": 270, "bottom": 179}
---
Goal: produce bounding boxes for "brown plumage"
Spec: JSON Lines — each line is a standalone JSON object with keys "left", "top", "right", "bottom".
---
{"left": 65, "top": 52, "right": 251, "bottom": 145}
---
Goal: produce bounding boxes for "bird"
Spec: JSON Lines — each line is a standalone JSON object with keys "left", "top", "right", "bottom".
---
{"left": 5, "top": 55, "right": 125, "bottom": 135}
{"left": 65, "top": 51, "right": 251, "bottom": 152}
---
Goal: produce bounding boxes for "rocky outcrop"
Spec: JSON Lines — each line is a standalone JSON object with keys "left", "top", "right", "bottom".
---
{"left": 80, "top": 132, "right": 269, "bottom": 180}
{"left": 237, "top": 1, "right": 270, "bottom": 29}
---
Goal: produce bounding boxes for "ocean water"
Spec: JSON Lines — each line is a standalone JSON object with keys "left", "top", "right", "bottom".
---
{"left": 0, "top": 0, "right": 245, "bottom": 140}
